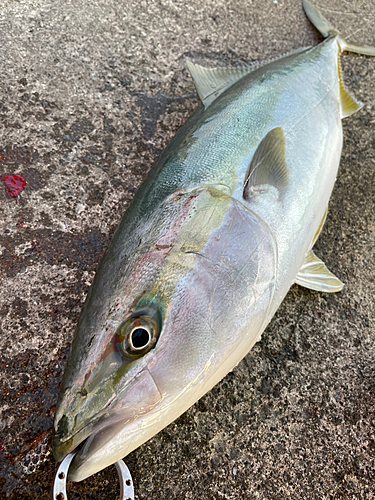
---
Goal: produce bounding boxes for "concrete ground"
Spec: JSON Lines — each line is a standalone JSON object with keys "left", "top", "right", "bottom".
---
{"left": 0, "top": 0, "right": 374, "bottom": 498}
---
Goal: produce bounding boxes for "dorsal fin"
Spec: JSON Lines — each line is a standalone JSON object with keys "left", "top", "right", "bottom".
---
{"left": 186, "top": 62, "right": 257, "bottom": 108}
{"left": 186, "top": 47, "right": 309, "bottom": 109}
{"left": 243, "top": 127, "right": 289, "bottom": 201}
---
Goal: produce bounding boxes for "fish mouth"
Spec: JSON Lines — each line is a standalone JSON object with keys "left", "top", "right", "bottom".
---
{"left": 52, "top": 412, "right": 104, "bottom": 464}
{"left": 67, "top": 417, "right": 128, "bottom": 481}
{"left": 53, "top": 390, "right": 120, "bottom": 465}
{"left": 53, "top": 405, "right": 145, "bottom": 482}
{"left": 53, "top": 367, "right": 164, "bottom": 481}
{"left": 53, "top": 413, "right": 121, "bottom": 481}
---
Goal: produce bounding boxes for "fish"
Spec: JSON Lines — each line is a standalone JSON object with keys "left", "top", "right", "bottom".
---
{"left": 52, "top": 0, "right": 375, "bottom": 482}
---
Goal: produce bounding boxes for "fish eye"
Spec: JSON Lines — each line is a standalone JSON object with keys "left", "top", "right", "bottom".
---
{"left": 118, "top": 312, "right": 159, "bottom": 358}
{"left": 129, "top": 327, "right": 151, "bottom": 351}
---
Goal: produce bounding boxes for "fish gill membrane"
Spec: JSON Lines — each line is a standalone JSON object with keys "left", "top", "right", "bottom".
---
{"left": 52, "top": 0, "right": 375, "bottom": 484}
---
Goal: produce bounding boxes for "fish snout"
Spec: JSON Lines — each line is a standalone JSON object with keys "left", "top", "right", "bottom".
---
{"left": 54, "top": 368, "right": 163, "bottom": 481}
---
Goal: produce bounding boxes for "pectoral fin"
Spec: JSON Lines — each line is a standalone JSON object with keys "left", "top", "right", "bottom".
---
{"left": 243, "top": 127, "right": 289, "bottom": 201}
{"left": 295, "top": 250, "right": 343, "bottom": 293}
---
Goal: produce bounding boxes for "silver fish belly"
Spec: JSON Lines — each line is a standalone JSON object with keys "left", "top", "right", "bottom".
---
{"left": 52, "top": 0, "right": 375, "bottom": 482}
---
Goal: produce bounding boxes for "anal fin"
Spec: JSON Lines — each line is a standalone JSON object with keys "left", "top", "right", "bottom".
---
{"left": 295, "top": 250, "right": 343, "bottom": 293}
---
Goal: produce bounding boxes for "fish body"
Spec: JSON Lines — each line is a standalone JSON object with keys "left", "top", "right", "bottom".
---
{"left": 52, "top": 1, "right": 375, "bottom": 481}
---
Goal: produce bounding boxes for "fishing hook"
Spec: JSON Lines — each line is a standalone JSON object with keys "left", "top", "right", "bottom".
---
{"left": 51, "top": 452, "right": 135, "bottom": 500}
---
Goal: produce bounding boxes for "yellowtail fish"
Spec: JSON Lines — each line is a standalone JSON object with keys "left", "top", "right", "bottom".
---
{"left": 52, "top": 0, "right": 375, "bottom": 481}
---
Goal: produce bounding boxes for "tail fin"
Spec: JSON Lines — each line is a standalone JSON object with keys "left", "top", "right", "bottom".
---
{"left": 303, "top": 0, "right": 375, "bottom": 56}
{"left": 303, "top": 0, "right": 375, "bottom": 117}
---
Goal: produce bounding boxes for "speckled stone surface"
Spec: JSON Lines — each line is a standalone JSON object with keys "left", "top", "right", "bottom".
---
{"left": 0, "top": 0, "right": 374, "bottom": 498}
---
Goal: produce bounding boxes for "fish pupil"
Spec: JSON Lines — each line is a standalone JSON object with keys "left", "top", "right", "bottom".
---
{"left": 131, "top": 328, "right": 150, "bottom": 349}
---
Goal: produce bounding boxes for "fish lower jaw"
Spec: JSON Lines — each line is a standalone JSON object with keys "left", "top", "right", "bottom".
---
{"left": 52, "top": 417, "right": 100, "bottom": 463}
{"left": 53, "top": 416, "right": 120, "bottom": 480}
{"left": 52, "top": 432, "right": 88, "bottom": 463}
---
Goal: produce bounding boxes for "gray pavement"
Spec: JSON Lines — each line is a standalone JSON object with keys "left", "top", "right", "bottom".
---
{"left": 0, "top": 0, "right": 374, "bottom": 498}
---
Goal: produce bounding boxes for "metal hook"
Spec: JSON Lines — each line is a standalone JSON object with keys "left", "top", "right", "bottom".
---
{"left": 51, "top": 452, "right": 135, "bottom": 500}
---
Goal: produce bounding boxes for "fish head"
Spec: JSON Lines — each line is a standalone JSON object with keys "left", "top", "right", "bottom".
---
{"left": 53, "top": 186, "right": 277, "bottom": 481}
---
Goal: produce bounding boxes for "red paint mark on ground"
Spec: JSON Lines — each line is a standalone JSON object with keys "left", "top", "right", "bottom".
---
{"left": 1, "top": 174, "right": 27, "bottom": 199}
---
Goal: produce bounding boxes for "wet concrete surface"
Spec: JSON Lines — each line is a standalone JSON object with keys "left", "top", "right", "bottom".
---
{"left": 0, "top": 0, "right": 374, "bottom": 498}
